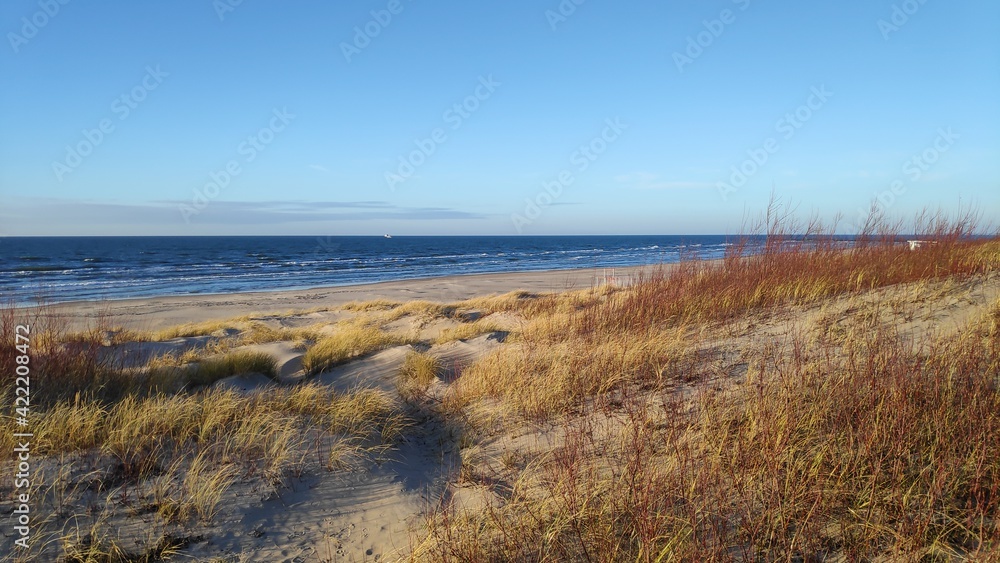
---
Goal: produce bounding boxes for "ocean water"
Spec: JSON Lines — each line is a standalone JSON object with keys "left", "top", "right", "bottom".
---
{"left": 0, "top": 235, "right": 742, "bottom": 305}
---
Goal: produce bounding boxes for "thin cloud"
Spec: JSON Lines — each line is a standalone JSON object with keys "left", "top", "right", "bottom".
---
{"left": 615, "top": 172, "right": 714, "bottom": 190}
{"left": 2, "top": 198, "right": 488, "bottom": 232}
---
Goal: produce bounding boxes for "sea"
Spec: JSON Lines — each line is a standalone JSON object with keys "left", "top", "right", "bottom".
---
{"left": 0, "top": 235, "right": 754, "bottom": 305}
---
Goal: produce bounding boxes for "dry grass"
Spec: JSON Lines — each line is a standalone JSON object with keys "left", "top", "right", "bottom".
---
{"left": 4, "top": 205, "right": 999, "bottom": 561}
{"left": 434, "top": 317, "right": 506, "bottom": 344}
{"left": 150, "top": 318, "right": 249, "bottom": 341}
{"left": 398, "top": 351, "right": 441, "bottom": 401}
{"left": 392, "top": 299, "right": 451, "bottom": 319}
{"left": 301, "top": 321, "right": 410, "bottom": 375}
{"left": 157, "top": 452, "right": 239, "bottom": 524}
{"left": 1, "top": 287, "right": 416, "bottom": 560}
{"left": 123, "top": 349, "right": 282, "bottom": 397}
{"left": 452, "top": 290, "right": 542, "bottom": 315}
{"left": 60, "top": 516, "right": 189, "bottom": 563}
{"left": 184, "top": 349, "right": 278, "bottom": 386}
{"left": 0, "top": 351, "right": 404, "bottom": 560}
{"left": 412, "top": 209, "right": 1000, "bottom": 561}
{"left": 419, "top": 311, "right": 1000, "bottom": 560}
{"left": 341, "top": 298, "right": 400, "bottom": 312}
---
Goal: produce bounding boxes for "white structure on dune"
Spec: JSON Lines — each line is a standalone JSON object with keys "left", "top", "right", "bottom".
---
{"left": 907, "top": 240, "right": 938, "bottom": 250}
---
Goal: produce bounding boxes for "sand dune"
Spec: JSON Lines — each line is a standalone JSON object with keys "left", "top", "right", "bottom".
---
{"left": 8, "top": 256, "right": 996, "bottom": 562}
{"left": 314, "top": 345, "right": 415, "bottom": 393}
{"left": 238, "top": 341, "right": 306, "bottom": 381}
{"left": 428, "top": 332, "right": 507, "bottom": 382}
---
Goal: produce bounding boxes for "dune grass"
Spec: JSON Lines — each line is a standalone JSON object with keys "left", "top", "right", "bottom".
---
{"left": 413, "top": 209, "right": 1000, "bottom": 561}
{"left": 150, "top": 318, "right": 249, "bottom": 340}
{"left": 452, "top": 290, "right": 541, "bottom": 315}
{"left": 341, "top": 298, "right": 400, "bottom": 312}
{"left": 182, "top": 349, "right": 278, "bottom": 386}
{"left": 301, "top": 322, "right": 410, "bottom": 375}
{"left": 0, "top": 382, "right": 406, "bottom": 559}
{"left": 151, "top": 319, "right": 326, "bottom": 348}
{"left": 4, "top": 205, "right": 999, "bottom": 561}
{"left": 397, "top": 351, "right": 441, "bottom": 401}
{"left": 419, "top": 307, "right": 1000, "bottom": 561}
{"left": 433, "top": 317, "right": 506, "bottom": 344}
{"left": 0, "top": 293, "right": 406, "bottom": 560}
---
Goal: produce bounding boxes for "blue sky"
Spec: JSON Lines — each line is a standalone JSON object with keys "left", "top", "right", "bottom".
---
{"left": 1, "top": 0, "right": 997, "bottom": 236}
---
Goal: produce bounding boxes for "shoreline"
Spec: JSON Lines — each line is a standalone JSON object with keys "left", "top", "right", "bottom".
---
{"left": 33, "top": 264, "right": 664, "bottom": 332}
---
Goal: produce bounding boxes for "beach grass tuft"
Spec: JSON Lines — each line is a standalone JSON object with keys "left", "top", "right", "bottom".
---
{"left": 301, "top": 322, "right": 409, "bottom": 375}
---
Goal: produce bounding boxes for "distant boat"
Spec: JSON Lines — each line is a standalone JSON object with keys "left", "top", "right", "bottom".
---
{"left": 384, "top": 234, "right": 392, "bottom": 239}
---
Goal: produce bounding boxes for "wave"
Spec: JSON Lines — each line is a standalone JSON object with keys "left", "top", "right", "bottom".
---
{"left": 8, "top": 265, "right": 74, "bottom": 273}
{"left": 0, "top": 235, "right": 762, "bottom": 303}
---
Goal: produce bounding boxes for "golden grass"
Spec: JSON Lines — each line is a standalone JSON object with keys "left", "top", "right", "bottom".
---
{"left": 341, "top": 298, "right": 400, "bottom": 312}
{"left": 452, "top": 290, "right": 541, "bottom": 315}
{"left": 301, "top": 322, "right": 410, "bottom": 375}
{"left": 152, "top": 320, "right": 325, "bottom": 351}
{"left": 59, "top": 515, "right": 188, "bottom": 563}
{"left": 413, "top": 210, "right": 1000, "bottom": 560}
{"left": 433, "top": 317, "right": 506, "bottom": 344}
{"left": 158, "top": 452, "right": 239, "bottom": 524}
{"left": 7, "top": 384, "right": 401, "bottom": 457}
{"left": 150, "top": 317, "right": 249, "bottom": 340}
{"left": 338, "top": 299, "right": 453, "bottom": 331}
{"left": 0, "top": 380, "right": 406, "bottom": 559}
{"left": 5, "top": 206, "right": 999, "bottom": 561}
{"left": 458, "top": 326, "right": 694, "bottom": 420}
{"left": 418, "top": 311, "right": 1000, "bottom": 560}
{"left": 185, "top": 349, "right": 278, "bottom": 385}
{"left": 392, "top": 299, "right": 451, "bottom": 318}
{"left": 133, "top": 349, "right": 280, "bottom": 395}
{"left": 397, "top": 351, "right": 440, "bottom": 401}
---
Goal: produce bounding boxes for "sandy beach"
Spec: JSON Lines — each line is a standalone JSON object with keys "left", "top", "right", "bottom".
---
{"left": 5, "top": 0, "right": 997, "bottom": 557}
{"left": 4, "top": 241, "right": 999, "bottom": 562}
{"left": 3, "top": 264, "right": 654, "bottom": 561}
{"left": 41, "top": 265, "right": 653, "bottom": 332}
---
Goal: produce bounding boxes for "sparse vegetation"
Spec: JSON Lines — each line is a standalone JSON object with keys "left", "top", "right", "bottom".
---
{"left": 184, "top": 350, "right": 278, "bottom": 386}
{"left": 151, "top": 318, "right": 249, "bottom": 341}
{"left": 433, "top": 317, "right": 506, "bottom": 344}
{"left": 302, "top": 322, "right": 410, "bottom": 375}
{"left": 411, "top": 208, "right": 1000, "bottom": 561}
{"left": 3, "top": 207, "right": 999, "bottom": 561}
{"left": 398, "top": 351, "right": 441, "bottom": 400}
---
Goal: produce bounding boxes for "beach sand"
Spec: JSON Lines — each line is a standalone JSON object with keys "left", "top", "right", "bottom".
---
{"left": 4, "top": 265, "right": 652, "bottom": 562}
{"left": 8, "top": 259, "right": 996, "bottom": 562}
{"left": 44, "top": 265, "right": 649, "bottom": 332}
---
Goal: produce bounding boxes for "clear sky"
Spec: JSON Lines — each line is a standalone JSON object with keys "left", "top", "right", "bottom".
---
{"left": 1, "top": 0, "right": 998, "bottom": 236}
